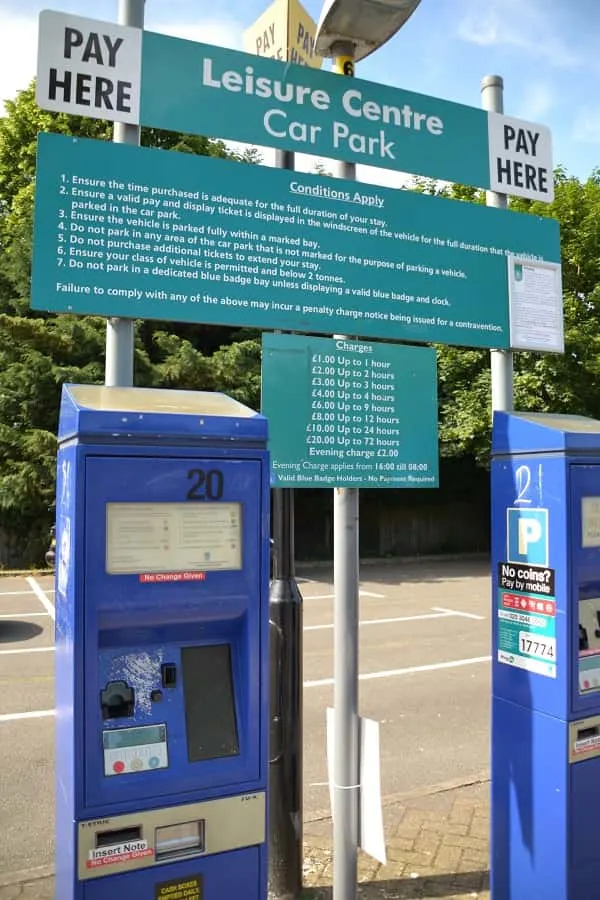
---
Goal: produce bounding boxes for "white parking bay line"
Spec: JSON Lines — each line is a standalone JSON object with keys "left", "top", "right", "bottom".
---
{"left": 304, "top": 655, "right": 491, "bottom": 688}
{"left": 432, "top": 606, "right": 485, "bottom": 621}
{"left": 305, "top": 609, "right": 457, "bottom": 633}
{"left": 26, "top": 576, "right": 55, "bottom": 621}
{"left": 0, "top": 646, "right": 54, "bottom": 656}
{"left": 0, "top": 612, "right": 50, "bottom": 619}
{"left": 0, "top": 709, "right": 55, "bottom": 723}
{"left": 304, "top": 590, "right": 384, "bottom": 601}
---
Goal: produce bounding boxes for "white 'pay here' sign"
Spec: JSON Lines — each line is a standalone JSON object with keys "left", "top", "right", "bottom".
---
{"left": 488, "top": 113, "right": 554, "bottom": 203}
{"left": 36, "top": 10, "right": 142, "bottom": 125}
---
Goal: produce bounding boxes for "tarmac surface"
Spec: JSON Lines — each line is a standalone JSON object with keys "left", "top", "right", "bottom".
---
{"left": 0, "top": 557, "right": 492, "bottom": 898}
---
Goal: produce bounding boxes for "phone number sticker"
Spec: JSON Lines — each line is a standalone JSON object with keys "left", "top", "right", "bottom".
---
{"left": 497, "top": 588, "right": 557, "bottom": 678}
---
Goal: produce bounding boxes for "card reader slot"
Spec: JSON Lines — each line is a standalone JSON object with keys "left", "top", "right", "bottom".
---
{"left": 96, "top": 826, "right": 142, "bottom": 847}
{"left": 154, "top": 820, "right": 205, "bottom": 861}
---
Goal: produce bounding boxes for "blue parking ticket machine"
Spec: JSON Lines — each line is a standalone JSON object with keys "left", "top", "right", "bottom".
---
{"left": 54, "top": 384, "right": 270, "bottom": 900}
{"left": 491, "top": 411, "right": 600, "bottom": 899}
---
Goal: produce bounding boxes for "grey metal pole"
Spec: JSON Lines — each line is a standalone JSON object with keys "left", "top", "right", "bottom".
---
{"left": 332, "top": 45, "right": 360, "bottom": 900}
{"left": 268, "top": 149, "right": 304, "bottom": 900}
{"left": 105, "top": 0, "right": 144, "bottom": 388}
{"left": 481, "top": 75, "right": 513, "bottom": 413}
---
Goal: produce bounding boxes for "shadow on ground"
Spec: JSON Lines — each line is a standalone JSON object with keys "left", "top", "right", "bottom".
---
{"left": 297, "top": 558, "right": 490, "bottom": 587}
{"left": 0, "top": 620, "right": 44, "bottom": 644}
{"left": 302, "top": 869, "right": 489, "bottom": 899}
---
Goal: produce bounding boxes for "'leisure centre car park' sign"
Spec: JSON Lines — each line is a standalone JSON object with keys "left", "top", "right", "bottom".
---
{"left": 36, "top": 10, "right": 555, "bottom": 203}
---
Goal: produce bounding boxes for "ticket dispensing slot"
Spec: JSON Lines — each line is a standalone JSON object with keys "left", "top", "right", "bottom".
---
{"left": 154, "top": 821, "right": 205, "bottom": 861}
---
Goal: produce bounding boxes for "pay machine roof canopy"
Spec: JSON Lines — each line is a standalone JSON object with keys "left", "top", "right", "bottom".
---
{"left": 58, "top": 384, "right": 267, "bottom": 445}
{"left": 493, "top": 411, "right": 600, "bottom": 456}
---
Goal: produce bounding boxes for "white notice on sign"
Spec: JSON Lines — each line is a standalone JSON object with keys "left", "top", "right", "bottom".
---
{"left": 508, "top": 256, "right": 564, "bottom": 353}
{"left": 488, "top": 112, "right": 554, "bottom": 203}
{"left": 36, "top": 10, "right": 142, "bottom": 124}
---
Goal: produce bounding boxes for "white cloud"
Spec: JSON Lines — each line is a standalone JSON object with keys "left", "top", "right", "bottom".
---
{"left": 458, "top": 0, "right": 584, "bottom": 69}
{"left": 0, "top": 11, "right": 246, "bottom": 108}
{"left": 516, "top": 83, "right": 554, "bottom": 122}
{"left": 573, "top": 108, "right": 600, "bottom": 145}
{"left": 0, "top": 13, "right": 38, "bottom": 104}
{"left": 150, "top": 18, "right": 244, "bottom": 51}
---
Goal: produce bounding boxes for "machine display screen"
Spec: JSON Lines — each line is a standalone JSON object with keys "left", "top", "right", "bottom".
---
{"left": 103, "top": 725, "right": 166, "bottom": 750}
{"left": 106, "top": 502, "right": 242, "bottom": 574}
{"left": 181, "top": 644, "right": 240, "bottom": 762}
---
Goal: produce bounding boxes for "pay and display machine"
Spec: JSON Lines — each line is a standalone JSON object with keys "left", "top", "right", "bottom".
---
{"left": 55, "top": 385, "right": 270, "bottom": 900}
{"left": 491, "top": 411, "right": 600, "bottom": 899}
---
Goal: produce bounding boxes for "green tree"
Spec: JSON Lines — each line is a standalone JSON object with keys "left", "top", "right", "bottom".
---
{"left": 438, "top": 169, "right": 600, "bottom": 464}
{"left": 0, "top": 83, "right": 261, "bottom": 565}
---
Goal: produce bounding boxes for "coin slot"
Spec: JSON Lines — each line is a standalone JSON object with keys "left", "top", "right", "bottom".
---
{"left": 100, "top": 681, "right": 135, "bottom": 720}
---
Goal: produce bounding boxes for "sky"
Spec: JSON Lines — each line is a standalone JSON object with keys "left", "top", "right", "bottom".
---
{"left": 0, "top": 0, "right": 598, "bottom": 188}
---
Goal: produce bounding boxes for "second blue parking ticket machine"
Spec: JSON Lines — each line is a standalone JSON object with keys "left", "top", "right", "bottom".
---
{"left": 491, "top": 411, "right": 600, "bottom": 899}
{"left": 54, "top": 384, "right": 270, "bottom": 900}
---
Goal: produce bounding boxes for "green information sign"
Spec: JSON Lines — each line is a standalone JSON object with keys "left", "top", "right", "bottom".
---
{"left": 140, "top": 34, "right": 492, "bottom": 191}
{"left": 35, "top": 11, "right": 556, "bottom": 202}
{"left": 32, "top": 133, "right": 560, "bottom": 349}
{"left": 261, "top": 334, "right": 439, "bottom": 489}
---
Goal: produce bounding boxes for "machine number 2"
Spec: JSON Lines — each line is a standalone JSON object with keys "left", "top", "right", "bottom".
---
{"left": 187, "top": 468, "right": 224, "bottom": 501}
{"left": 514, "top": 464, "right": 543, "bottom": 506}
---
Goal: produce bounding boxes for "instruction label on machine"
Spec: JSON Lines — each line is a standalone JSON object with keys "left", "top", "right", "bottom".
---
{"left": 497, "top": 588, "right": 556, "bottom": 678}
{"left": 106, "top": 502, "right": 242, "bottom": 574}
{"left": 498, "top": 562, "right": 555, "bottom": 596}
{"left": 86, "top": 840, "right": 153, "bottom": 868}
{"left": 155, "top": 874, "right": 203, "bottom": 899}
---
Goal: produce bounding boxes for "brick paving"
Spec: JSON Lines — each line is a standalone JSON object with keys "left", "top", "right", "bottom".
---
{"left": 302, "top": 780, "right": 490, "bottom": 899}
{"left": 0, "top": 781, "right": 490, "bottom": 899}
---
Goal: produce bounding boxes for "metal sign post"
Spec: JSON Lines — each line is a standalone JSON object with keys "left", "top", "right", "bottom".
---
{"left": 332, "top": 44, "right": 360, "bottom": 900}
{"left": 105, "top": 0, "right": 145, "bottom": 388}
{"left": 268, "top": 141, "right": 305, "bottom": 900}
{"left": 482, "top": 75, "right": 513, "bottom": 414}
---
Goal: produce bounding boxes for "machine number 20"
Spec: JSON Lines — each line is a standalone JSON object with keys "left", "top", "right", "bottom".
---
{"left": 187, "top": 468, "right": 224, "bottom": 500}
